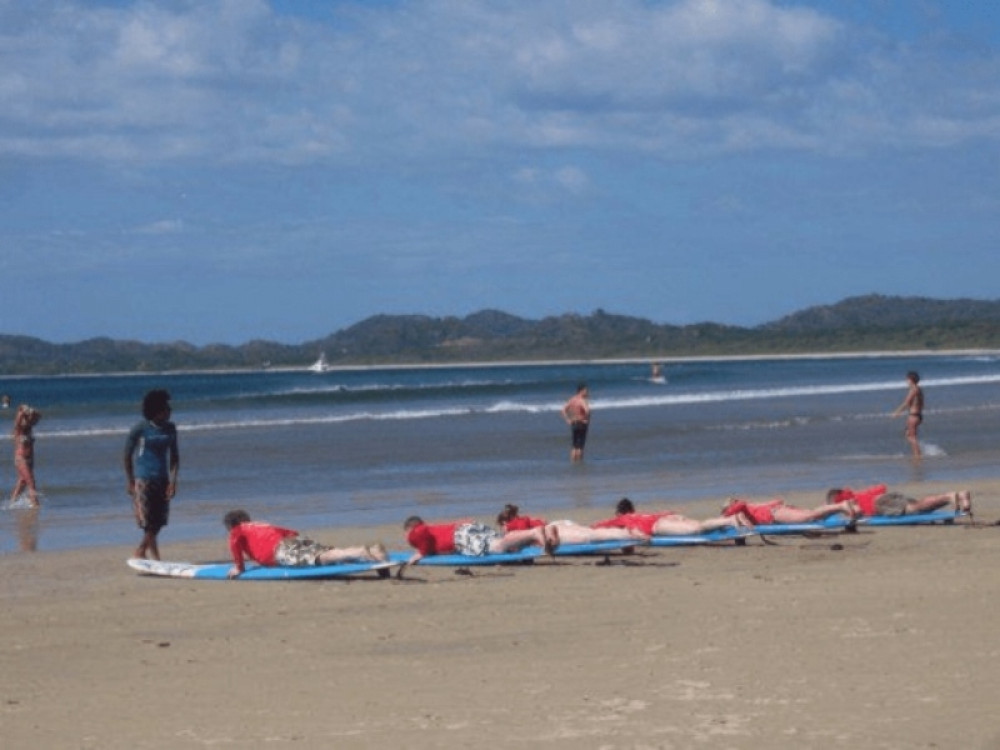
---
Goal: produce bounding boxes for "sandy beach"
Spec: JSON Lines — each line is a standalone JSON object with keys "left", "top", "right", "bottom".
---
{"left": 2, "top": 480, "right": 999, "bottom": 749}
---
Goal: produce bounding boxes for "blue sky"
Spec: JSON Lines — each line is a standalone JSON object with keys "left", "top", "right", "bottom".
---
{"left": 1, "top": 0, "right": 998, "bottom": 345}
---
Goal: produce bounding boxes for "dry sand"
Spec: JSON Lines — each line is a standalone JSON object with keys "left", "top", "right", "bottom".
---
{"left": 2, "top": 480, "right": 999, "bottom": 749}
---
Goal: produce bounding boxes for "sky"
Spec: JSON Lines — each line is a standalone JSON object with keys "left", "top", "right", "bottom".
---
{"left": 1, "top": 0, "right": 998, "bottom": 345}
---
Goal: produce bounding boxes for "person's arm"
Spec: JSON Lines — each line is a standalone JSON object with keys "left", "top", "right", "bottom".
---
{"left": 891, "top": 389, "right": 914, "bottom": 417}
{"left": 227, "top": 532, "right": 246, "bottom": 578}
{"left": 404, "top": 525, "right": 435, "bottom": 565}
{"left": 591, "top": 516, "right": 624, "bottom": 530}
{"left": 123, "top": 429, "right": 137, "bottom": 495}
{"left": 722, "top": 501, "right": 748, "bottom": 519}
{"left": 165, "top": 428, "right": 180, "bottom": 500}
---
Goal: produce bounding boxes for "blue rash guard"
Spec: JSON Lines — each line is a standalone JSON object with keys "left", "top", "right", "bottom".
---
{"left": 124, "top": 420, "right": 179, "bottom": 481}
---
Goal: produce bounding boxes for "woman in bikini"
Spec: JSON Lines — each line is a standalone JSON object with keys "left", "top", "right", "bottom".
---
{"left": 593, "top": 497, "right": 742, "bottom": 537}
{"left": 891, "top": 370, "right": 924, "bottom": 458}
{"left": 11, "top": 404, "right": 42, "bottom": 507}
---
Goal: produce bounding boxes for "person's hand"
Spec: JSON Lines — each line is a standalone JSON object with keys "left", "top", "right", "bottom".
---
{"left": 227, "top": 567, "right": 242, "bottom": 579}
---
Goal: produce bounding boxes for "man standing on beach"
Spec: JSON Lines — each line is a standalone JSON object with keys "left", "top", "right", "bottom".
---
{"left": 561, "top": 382, "right": 591, "bottom": 462}
{"left": 124, "top": 389, "right": 179, "bottom": 560}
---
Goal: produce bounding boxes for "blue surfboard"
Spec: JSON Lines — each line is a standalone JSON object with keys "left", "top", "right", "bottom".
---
{"left": 550, "top": 539, "right": 647, "bottom": 556}
{"left": 388, "top": 549, "right": 541, "bottom": 566}
{"left": 128, "top": 558, "right": 399, "bottom": 580}
{"left": 389, "top": 538, "right": 646, "bottom": 564}
{"left": 752, "top": 515, "right": 858, "bottom": 535}
{"left": 649, "top": 526, "right": 755, "bottom": 547}
{"left": 863, "top": 510, "right": 967, "bottom": 526}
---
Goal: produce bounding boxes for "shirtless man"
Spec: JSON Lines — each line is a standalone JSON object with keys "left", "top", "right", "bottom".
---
{"left": 891, "top": 370, "right": 924, "bottom": 458}
{"left": 561, "top": 382, "right": 591, "bottom": 462}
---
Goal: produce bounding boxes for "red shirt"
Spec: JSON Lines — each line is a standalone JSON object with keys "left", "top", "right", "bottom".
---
{"left": 504, "top": 516, "right": 546, "bottom": 531}
{"left": 228, "top": 522, "right": 298, "bottom": 570}
{"left": 406, "top": 522, "right": 458, "bottom": 556}
{"left": 592, "top": 512, "right": 674, "bottom": 536}
{"left": 723, "top": 500, "right": 782, "bottom": 525}
{"left": 831, "top": 484, "right": 888, "bottom": 517}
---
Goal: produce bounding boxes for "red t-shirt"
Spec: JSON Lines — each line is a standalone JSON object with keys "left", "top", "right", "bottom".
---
{"left": 406, "top": 522, "right": 457, "bottom": 556}
{"left": 592, "top": 512, "right": 673, "bottom": 536}
{"left": 228, "top": 522, "right": 298, "bottom": 570}
{"left": 722, "top": 500, "right": 782, "bottom": 525}
{"left": 504, "top": 516, "right": 546, "bottom": 531}
{"left": 832, "top": 484, "right": 888, "bottom": 517}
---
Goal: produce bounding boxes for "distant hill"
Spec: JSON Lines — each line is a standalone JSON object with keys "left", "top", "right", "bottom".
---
{"left": 763, "top": 295, "right": 1000, "bottom": 332}
{"left": 2, "top": 294, "right": 999, "bottom": 375}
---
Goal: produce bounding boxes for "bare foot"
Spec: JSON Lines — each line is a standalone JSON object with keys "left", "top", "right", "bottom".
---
{"left": 543, "top": 525, "right": 560, "bottom": 555}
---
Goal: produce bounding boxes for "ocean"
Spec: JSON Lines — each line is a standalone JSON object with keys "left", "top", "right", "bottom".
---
{"left": 2, "top": 352, "right": 999, "bottom": 554}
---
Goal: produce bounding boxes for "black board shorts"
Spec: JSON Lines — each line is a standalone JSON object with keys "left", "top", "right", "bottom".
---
{"left": 134, "top": 479, "right": 169, "bottom": 532}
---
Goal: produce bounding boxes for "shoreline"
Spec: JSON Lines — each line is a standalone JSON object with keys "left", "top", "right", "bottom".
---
{"left": 4, "top": 457, "right": 996, "bottom": 557}
{"left": 3, "top": 347, "right": 998, "bottom": 380}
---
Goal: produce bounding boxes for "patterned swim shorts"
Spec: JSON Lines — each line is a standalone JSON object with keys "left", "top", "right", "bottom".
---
{"left": 274, "top": 536, "right": 333, "bottom": 567}
{"left": 453, "top": 523, "right": 501, "bottom": 557}
{"left": 875, "top": 492, "right": 912, "bottom": 517}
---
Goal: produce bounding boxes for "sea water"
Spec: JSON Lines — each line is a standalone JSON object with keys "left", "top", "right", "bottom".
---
{"left": 1, "top": 352, "right": 999, "bottom": 554}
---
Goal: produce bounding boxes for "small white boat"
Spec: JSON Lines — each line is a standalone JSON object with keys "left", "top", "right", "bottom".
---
{"left": 308, "top": 353, "right": 330, "bottom": 373}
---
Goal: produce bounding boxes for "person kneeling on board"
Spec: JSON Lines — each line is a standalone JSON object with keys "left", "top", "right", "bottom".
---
{"left": 224, "top": 509, "right": 387, "bottom": 579}
{"left": 402, "top": 515, "right": 559, "bottom": 566}
{"left": 825, "top": 485, "right": 972, "bottom": 518}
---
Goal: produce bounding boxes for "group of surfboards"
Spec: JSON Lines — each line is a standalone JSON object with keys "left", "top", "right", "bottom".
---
{"left": 128, "top": 501, "right": 970, "bottom": 581}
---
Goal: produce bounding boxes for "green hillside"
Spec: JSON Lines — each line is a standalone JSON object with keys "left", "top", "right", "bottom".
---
{"left": 2, "top": 295, "right": 999, "bottom": 375}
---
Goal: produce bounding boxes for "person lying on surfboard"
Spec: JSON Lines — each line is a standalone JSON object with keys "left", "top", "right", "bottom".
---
{"left": 496, "top": 503, "right": 648, "bottom": 544}
{"left": 825, "top": 485, "right": 972, "bottom": 518}
{"left": 223, "top": 509, "right": 388, "bottom": 579}
{"left": 592, "top": 497, "right": 742, "bottom": 537}
{"left": 721, "top": 496, "right": 858, "bottom": 526}
{"left": 402, "top": 515, "right": 559, "bottom": 565}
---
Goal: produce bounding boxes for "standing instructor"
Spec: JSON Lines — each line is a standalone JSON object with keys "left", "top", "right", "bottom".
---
{"left": 124, "top": 389, "right": 179, "bottom": 560}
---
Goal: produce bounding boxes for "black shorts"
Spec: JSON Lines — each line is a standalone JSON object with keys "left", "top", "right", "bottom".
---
{"left": 571, "top": 421, "right": 589, "bottom": 449}
{"left": 134, "top": 479, "right": 170, "bottom": 532}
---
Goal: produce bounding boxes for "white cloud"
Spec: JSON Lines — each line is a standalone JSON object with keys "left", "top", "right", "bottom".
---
{"left": 554, "top": 166, "right": 589, "bottom": 194}
{"left": 0, "top": 0, "right": 997, "bottom": 167}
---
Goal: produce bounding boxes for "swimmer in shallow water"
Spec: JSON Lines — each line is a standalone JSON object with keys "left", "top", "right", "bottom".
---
{"left": 891, "top": 370, "right": 924, "bottom": 458}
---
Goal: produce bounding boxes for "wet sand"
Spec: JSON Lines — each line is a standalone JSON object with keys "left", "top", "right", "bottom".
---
{"left": 1, "top": 480, "right": 998, "bottom": 749}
